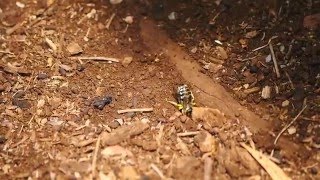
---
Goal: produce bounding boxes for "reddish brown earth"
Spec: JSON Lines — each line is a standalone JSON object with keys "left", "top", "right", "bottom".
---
{"left": 0, "top": 0, "right": 319, "bottom": 179}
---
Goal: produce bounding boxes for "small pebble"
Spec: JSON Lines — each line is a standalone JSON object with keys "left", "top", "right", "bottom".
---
{"left": 67, "top": 42, "right": 83, "bottom": 55}
{"left": 0, "top": 136, "right": 6, "bottom": 144}
{"left": 249, "top": 65, "right": 258, "bottom": 73}
{"left": 0, "top": 85, "right": 5, "bottom": 92}
{"left": 282, "top": 100, "right": 290, "bottom": 107}
{"left": 168, "top": 12, "right": 177, "bottom": 20}
{"left": 93, "top": 96, "right": 112, "bottom": 110}
{"left": 59, "top": 67, "right": 67, "bottom": 76}
{"left": 310, "top": 167, "right": 318, "bottom": 175}
{"left": 37, "top": 73, "right": 48, "bottom": 80}
{"left": 108, "top": 121, "right": 120, "bottom": 129}
{"left": 77, "top": 64, "right": 85, "bottom": 72}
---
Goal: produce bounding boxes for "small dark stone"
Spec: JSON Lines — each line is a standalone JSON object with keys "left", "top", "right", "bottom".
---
{"left": 310, "top": 167, "right": 318, "bottom": 175}
{"left": 108, "top": 121, "right": 120, "bottom": 129}
{"left": 293, "top": 86, "right": 305, "bottom": 101}
{"left": 77, "top": 64, "right": 85, "bottom": 72}
{"left": 0, "top": 136, "right": 6, "bottom": 144}
{"left": 249, "top": 65, "right": 258, "bottom": 73}
{"left": 37, "top": 73, "right": 48, "bottom": 80}
{"left": 92, "top": 96, "right": 112, "bottom": 110}
{"left": 12, "top": 99, "right": 31, "bottom": 109}
{"left": 59, "top": 67, "right": 67, "bottom": 76}
{"left": 126, "top": 112, "right": 135, "bottom": 118}
{"left": 0, "top": 85, "right": 5, "bottom": 92}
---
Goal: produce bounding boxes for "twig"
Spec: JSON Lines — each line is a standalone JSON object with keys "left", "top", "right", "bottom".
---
{"left": 252, "top": 44, "right": 269, "bottom": 52}
{"left": 0, "top": 50, "right": 14, "bottom": 55}
{"left": 237, "top": 56, "right": 258, "bottom": 62}
{"left": 11, "top": 135, "right": 29, "bottom": 148}
{"left": 285, "top": 40, "right": 294, "bottom": 60}
{"left": 117, "top": 108, "right": 153, "bottom": 114}
{"left": 45, "top": 37, "right": 57, "bottom": 52}
{"left": 252, "top": 36, "right": 278, "bottom": 52}
{"left": 150, "top": 163, "right": 165, "bottom": 179}
{"left": 6, "top": 22, "right": 25, "bottom": 35}
{"left": 261, "top": 32, "right": 266, "bottom": 41}
{"left": 284, "top": 71, "right": 294, "bottom": 89}
{"left": 24, "top": 72, "right": 36, "bottom": 92}
{"left": 177, "top": 131, "right": 200, "bottom": 137}
{"left": 91, "top": 136, "right": 101, "bottom": 178}
{"left": 274, "top": 105, "right": 307, "bottom": 145}
{"left": 106, "top": 13, "right": 116, "bottom": 30}
{"left": 209, "top": 11, "right": 221, "bottom": 25}
{"left": 121, "top": 24, "right": 129, "bottom": 33}
{"left": 70, "top": 56, "right": 120, "bottom": 63}
{"left": 84, "top": 28, "right": 91, "bottom": 41}
{"left": 204, "top": 157, "right": 213, "bottom": 180}
{"left": 17, "top": 125, "right": 24, "bottom": 137}
{"left": 74, "top": 139, "right": 96, "bottom": 147}
{"left": 28, "top": 115, "right": 35, "bottom": 126}
{"left": 269, "top": 42, "right": 281, "bottom": 78}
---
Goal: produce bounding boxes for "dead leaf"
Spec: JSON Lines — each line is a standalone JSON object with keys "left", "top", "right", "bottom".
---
{"left": 67, "top": 42, "right": 83, "bottom": 55}
{"left": 240, "top": 143, "right": 291, "bottom": 180}
{"left": 303, "top": 13, "right": 320, "bottom": 30}
{"left": 245, "top": 30, "right": 259, "bottom": 39}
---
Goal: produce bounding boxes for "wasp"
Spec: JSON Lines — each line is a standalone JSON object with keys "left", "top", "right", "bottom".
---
{"left": 167, "top": 84, "right": 195, "bottom": 116}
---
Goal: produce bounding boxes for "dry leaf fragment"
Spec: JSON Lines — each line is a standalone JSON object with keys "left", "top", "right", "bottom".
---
{"left": 245, "top": 30, "right": 259, "bottom": 39}
{"left": 240, "top": 143, "right": 291, "bottom": 180}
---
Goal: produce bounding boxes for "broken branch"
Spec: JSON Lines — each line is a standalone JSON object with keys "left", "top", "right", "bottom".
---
{"left": 70, "top": 56, "right": 120, "bottom": 63}
{"left": 177, "top": 131, "right": 200, "bottom": 137}
{"left": 117, "top": 108, "right": 153, "bottom": 114}
{"left": 269, "top": 42, "right": 281, "bottom": 78}
{"left": 274, "top": 105, "right": 307, "bottom": 145}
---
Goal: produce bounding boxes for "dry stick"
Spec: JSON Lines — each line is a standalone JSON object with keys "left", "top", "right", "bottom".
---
{"left": 0, "top": 50, "right": 14, "bottom": 55}
{"left": 274, "top": 105, "right": 307, "bottom": 145}
{"left": 117, "top": 108, "right": 153, "bottom": 114}
{"left": 252, "top": 36, "right": 278, "bottom": 52}
{"left": 177, "top": 131, "right": 200, "bottom": 137}
{"left": 45, "top": 37, "right": 57, "bottom": 52}
{"left": 6, "top": 22, "right": 24, "bottom": 35}
{"left": 269, "top": 42, "right": 281, "bottom": 78}
{"left": 284, "top": 71, "right": 294, "bottom": 89}
{"left": 106, "top": 13, "right": 116, "bottom": 29}
{"left": 91, "top": 136, "right": 101, "bottom": 178}
{"left": 204, "top": 157, "right": 213, "bottom": 180}
{"left": 70, "top": 56, "right": 120, "bottom": 63}
{"left": 150, "top": 163, "right": 165, "bottom": 179}
{"left": 252, "top": 43, "right": 269, "bottom": 52}
{"left": 210, "top": 11, "right": 221, "bottom": 25}
{"left": 285, "top": 40, "right": 294, "bottom": 60}
{"left": 11, "top": 135, "right": 29, "bottom": 148}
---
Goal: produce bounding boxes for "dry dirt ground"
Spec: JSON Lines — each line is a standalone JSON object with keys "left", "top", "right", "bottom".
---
{"left": 0, "top": 0, "right": 319, "bottom": 179}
